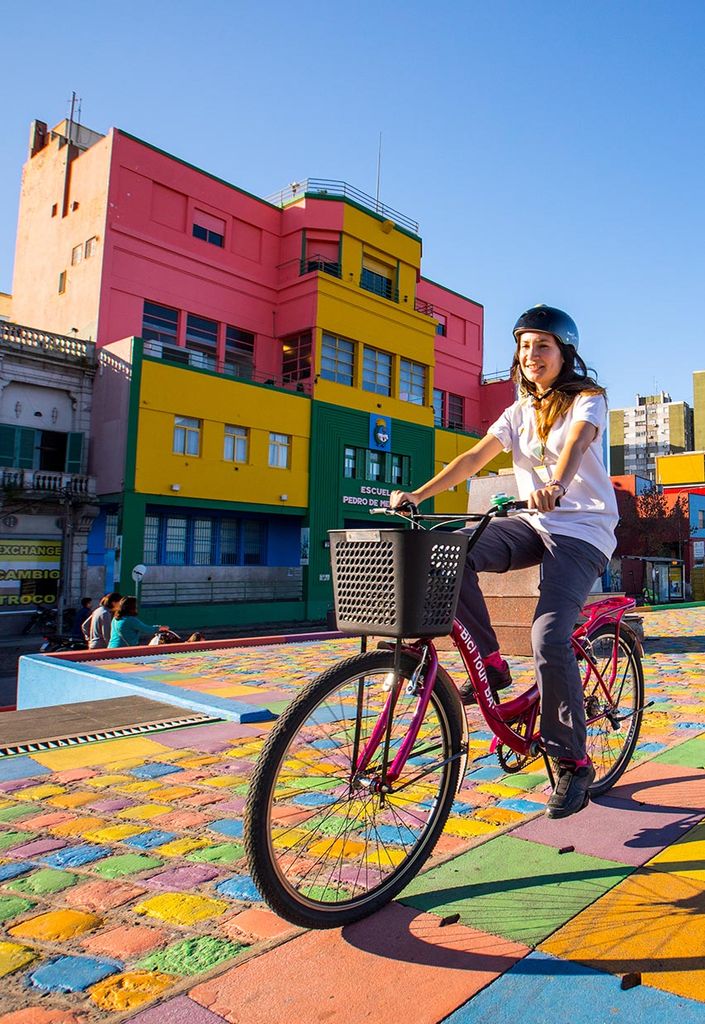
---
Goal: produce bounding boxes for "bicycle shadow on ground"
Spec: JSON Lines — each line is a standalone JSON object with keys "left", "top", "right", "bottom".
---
{"left": 643, "top": 634, "right": 705, "bottom": 654}
{"left": 595, "top": 794, "right": 703, "bottom": 850}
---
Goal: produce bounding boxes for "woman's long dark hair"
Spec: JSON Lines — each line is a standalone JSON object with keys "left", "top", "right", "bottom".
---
{"left": 510, "top": 341, "right": 606, "bottom": 444}
{"left": 115, "top": 596, "right": 138, "bottom": 620}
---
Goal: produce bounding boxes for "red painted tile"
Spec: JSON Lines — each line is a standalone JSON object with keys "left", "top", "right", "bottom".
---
{"left": 70, "top": 879, "right": 145, "bottom": 910}
{"left": 190, "top": 903, "right": 529, "bottom": 1024}
{"left": 81, "top": 923, "right": 168, "bottom": 957}
{"left": 222, "top": 908, "right": 299, "bottom": 942}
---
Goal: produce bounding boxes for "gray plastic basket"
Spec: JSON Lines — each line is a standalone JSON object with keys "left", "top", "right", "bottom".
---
{"left": 329, "top": 527, "right": 469, "bottom": 638}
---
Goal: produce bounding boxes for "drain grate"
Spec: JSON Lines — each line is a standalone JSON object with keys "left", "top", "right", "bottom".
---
{"left": 0, "top": 713, "right": 220, "bottom": 758}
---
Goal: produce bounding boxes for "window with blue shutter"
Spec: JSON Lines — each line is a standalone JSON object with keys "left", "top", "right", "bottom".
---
{"left": 65, "top": 432, "right": 84, "bottom": 474}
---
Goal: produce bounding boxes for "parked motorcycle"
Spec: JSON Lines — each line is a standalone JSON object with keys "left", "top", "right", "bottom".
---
{"left": 39, "top": 634, "right": 88, "bottom": 653}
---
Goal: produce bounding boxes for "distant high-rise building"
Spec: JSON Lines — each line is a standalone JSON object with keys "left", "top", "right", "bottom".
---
{"left": 694, "top": 370, "right": 705, "bottom": 452}
{"left": 609, "top": 391, "right": 693, "bottom": 480}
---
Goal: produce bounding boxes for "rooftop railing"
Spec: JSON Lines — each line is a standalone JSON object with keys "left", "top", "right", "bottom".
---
{"left": 481, "top": 369, "right": 513, "bottom": 384}
{"left": 265, "top": 179, "right": 420, "bottom": 235}
{"left": 1, "top": 321, "right": 95, "bottom": 364}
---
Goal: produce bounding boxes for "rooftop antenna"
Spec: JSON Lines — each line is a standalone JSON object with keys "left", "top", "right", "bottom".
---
{"left": 67, "top": 90, "right": 77, "bottom": 145}
{"left": 375, "top": 131, "right": 382, "bottom": 213}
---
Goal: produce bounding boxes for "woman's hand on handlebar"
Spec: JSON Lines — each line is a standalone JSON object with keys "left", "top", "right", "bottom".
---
{"left": 528, "top": 484, "right": 563, "bottom": 513}
{"left": 390, "top": 490, "right": 420, "bottom": 511}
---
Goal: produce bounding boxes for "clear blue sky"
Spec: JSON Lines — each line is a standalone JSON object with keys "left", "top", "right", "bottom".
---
{"left": 2, "top": 0, "right": 704, "bottom": 410}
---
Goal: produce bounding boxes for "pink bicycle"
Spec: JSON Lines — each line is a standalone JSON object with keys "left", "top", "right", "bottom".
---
{"left": 244, "top": 498, "right": 645, "bottom": 928}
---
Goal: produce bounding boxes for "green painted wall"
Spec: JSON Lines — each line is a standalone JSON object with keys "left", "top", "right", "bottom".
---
{"left": 609, "top": 409, "right": 625, "bottom": 474}
{"left": 306, "top": 400, "right": 434, "bottom": 619}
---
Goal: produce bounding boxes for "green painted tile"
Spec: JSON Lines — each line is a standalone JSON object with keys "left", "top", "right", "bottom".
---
{"left": 188, "top": 843, "right": 244, "bottom": 865}
{"left": 498, "top": 773, "right": 549, "bottom": 791}
{"left": 399, "top": 835, "right": 633, "bottom": 946}
{"left": 137, "top": 935, "right": 245, "bottom": 975}
{"left": 0, "top": 831, "right": 33, "bottom": 851}
{"left": 92, "top": 854, "right": 163, "bottom": 878}
{"left": 0, "top": 804, "right": 40, "bottom": 823}
{"left": 0, "top": 894, "right": 34, "bottom": 922}
{"left": 7, "top": 868, "right": 77, "bottom": 895}
{"left": 655, "top": 737, "right": 705, "bottom": 768}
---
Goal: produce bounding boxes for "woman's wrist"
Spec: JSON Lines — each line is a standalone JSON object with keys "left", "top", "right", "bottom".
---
{"left": 547, "top": 478, "right": 567, "bottom": 497}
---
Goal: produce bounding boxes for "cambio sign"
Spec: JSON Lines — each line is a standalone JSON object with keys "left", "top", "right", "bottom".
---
{"left": 0, "top": 539, "right": 62, "bottom": 608}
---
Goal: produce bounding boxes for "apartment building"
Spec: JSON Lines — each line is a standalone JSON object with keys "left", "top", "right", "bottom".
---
{"left": 610, "top": 391, "right": 693, "bottom": 480}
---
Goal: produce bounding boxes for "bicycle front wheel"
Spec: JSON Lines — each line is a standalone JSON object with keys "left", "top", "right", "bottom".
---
{"left": 244, "top": 649, "right": 463, "bottom": 929}
{"left": 582, "top": 623, "right": 644, "bottom": 796}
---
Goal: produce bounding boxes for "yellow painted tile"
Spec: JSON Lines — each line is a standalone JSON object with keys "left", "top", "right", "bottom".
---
{"left": 443, "top": 817, "right": 497, "bottom": 838}
{"left": 11, "top": 784, "right": 64, "bottom": 801}
{"left": 646, "top": 822, "right": 705, "bottom": 881}
{"left": 272, "top": 828, "right": 310, "bottom": 851}
{"left": 146, "top": 786, "right": 198, "bottom": 802}
{"left": 50, "top": 816, "right": 107, "bottom": 837}
{"left": 541, "top": 869, "right": 705, "bottom": 1002}
{"left": 200, "top": 776, "right": 239, "bottom": 788}
{"left": 173, "top": 755, "right": 221, "bottom": 768}
{"left": 117, "top": 805, "right": 172, "bottom": 821}
{"left": 474, "top": 807, "right": 525, "bottom": 825}
{"left": 89, "top": 970, "right": 176, "bottom": 1012}
{"left": 10, "top": 909, "right": 100, "bottom": 941}
{"left": 48, "top": 792, "right": 97, "bottom": 809}
{"left": 134, "top": 892, "right": 228, "bottom": 926}
{"left": 308, "top": 838, "right": 366, "bottom": 859}
{"left": 84, "top": 774, "right": 133, "bottom": 789}
{"left": 83, "top": 824, "right": 147, "bottom": 843}
{"left": 476, "top": 783, "right": 525, "bottom": 798}
{"left": 156, "top": 838, "right": 210, "bottom": 858}
{"left": 0, "top": 940, "right": 37, "bottom": 977}
{"left": 116, "top": 780, "right": 162, "bottom": 794}
{"left": 33, "top": 736, "right": 171, "bottom": 771}
{"left": 365, "top": 847, "right": 407, "bottom": 868}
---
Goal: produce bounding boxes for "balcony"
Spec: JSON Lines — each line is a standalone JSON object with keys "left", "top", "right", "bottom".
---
{"left": 143, "top": 340, "right": 312, "bottom": 394}
{"left": 299, "top": 254, "right": 341, "bottom": 279}
{"left": 359, "top": 269, "right": 399, "bottom": 303}
{"left": 1, "top": 468, "right": 96, "bottom": 499}
{"left": 265, "top": 179, "right": 420, "bottom": 235}
{"left": 1, "top": 321, "right": 96, "bottom": 365}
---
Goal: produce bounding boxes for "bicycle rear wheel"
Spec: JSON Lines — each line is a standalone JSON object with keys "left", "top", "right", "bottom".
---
{"left": 244, "top": 649, "right": 463, "bottom": 929}
{"left": 582, "top": 623, "right": 644, "bottom": 796}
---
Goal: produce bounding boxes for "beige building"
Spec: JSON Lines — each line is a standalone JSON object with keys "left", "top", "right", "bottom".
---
{"left": 610, "top": 391, "right": 693, "bottom": 480}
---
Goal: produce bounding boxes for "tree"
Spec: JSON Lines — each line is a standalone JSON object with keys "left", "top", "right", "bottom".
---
{"left": 614, "top": 486, "right": 690, "bottom": 558}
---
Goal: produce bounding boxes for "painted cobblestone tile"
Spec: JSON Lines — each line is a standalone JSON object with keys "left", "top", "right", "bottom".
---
{"left": 0, "top": 607, "right": 703, "bottom": 1021}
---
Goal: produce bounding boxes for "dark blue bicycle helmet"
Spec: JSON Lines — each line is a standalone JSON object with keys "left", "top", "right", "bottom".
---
{"left": 513, "top": 305, "right": 579, "bottom": 351}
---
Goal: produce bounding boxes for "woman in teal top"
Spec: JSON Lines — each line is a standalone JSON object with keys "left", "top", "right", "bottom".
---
{"left": 108, "top": 596, "right": 168, "bottom": 648}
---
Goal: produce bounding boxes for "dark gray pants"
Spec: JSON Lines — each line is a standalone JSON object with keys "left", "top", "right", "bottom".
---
{"left": 456, "top": 517, "right": 607, "bottom": 761}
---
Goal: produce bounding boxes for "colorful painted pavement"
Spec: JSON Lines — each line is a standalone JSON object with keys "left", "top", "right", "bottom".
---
{"left": 0, "top": 606, "right": 704, "bottom": 1023}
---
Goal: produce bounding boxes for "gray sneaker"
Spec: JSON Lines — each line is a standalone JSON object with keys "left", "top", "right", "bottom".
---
{"left": 545, "top": 761, "right": 595, "bottom": 819}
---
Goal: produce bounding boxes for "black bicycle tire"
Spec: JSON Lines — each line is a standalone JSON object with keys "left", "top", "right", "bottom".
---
{"left": 244, "top": 649, "right": 463, "bottom": 929}
{"left": 584, "top": 623, "right": 644, "bottom": 797}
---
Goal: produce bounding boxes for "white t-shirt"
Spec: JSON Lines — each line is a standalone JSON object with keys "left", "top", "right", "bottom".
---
{"left": 487, "top": 392, "right": 618, "bottom": 559}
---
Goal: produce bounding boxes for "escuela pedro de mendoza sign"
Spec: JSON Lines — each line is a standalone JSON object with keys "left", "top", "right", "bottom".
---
{"left": 341, "top": 413, "right": 393, "bottom": 511}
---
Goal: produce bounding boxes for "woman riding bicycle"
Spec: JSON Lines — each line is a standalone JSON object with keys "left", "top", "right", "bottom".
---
{"left": 391, "top": 304, "right": 618, "bottom": 820}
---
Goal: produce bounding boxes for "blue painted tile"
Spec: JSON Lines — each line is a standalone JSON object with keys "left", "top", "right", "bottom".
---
{"left": 444, "top": 951, "right": 705, "bottom": 1023}
{"left": 466, "top": 765, "right": 505, "bottom": 781}
{"left": 208, "top": 819, "right": 244, "bottom": 839}
{"left": 497, "top": 798, "right": 544, "bottom": 814}
{"left": 292, "top": 793, "right": 338, "bottom": 807}
{"left": 0, "top": 861, "right": 34, "bottom": 882}
{"left": 42, "top": 844, "right": 111, "bottom": 868}
{"left": 374, "top": 824, "right": 419, "bottom": 844}
{"left": 0, "top": 757, "right": 51, "bottom": 783}
{"left": 28, "top": 955, "right": 121, "bottom": 992}
{"left": 215, "top": 875, "right": 262, "bottom": 901}
{"left": 123, "top": 830, "right": 176, "bottom": 850}
{"left": 129, "top": 763, "right": 183, "bottom": 780}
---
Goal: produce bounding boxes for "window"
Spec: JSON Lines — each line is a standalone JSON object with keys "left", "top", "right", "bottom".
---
{"left": 447, "top": 393, "right": 464, "bottom": 430}
{"left": 58, "top": 271, "right": 66, "bottom": 294}
{"left": 699, "top": 510, "right": 705, "bottom": 530}
{"left": 321, "top": 333, "right": 354, "bottom": 386}
{"left": 366, "top": 450, "right": 382, "bottom": 480}
{"left": 269, "top": 432, "right": 290, "bottom": 468}
{"left": 343, "top": 445, "right": 356, "bottom": 479}
{"left": 225, "top": 325, "right": 255, "bottom": 379}
{"left": 434, "top": 312, "right": 447, "bottom": 336}
{"left": 282, "top": 333, "right": 312, "bottom": 384}
{"left": 361, "top": 256, "right": 395, "bottom": 301}
{"left": 104, "top": 512, "right": 118, "bottom": 552}
{"left": 143, "top": 301, "right": 178, "bottom": 346}
{"left": 173, "top": 415, "right": 201, "bottom": 456}
{"left": 185, "top": 314, "right": 218, "bottom": 370}
{"left": 144, "top": 515, "right": 159, "bottom": 563}
{"left": 362, "top": 346, "right": 392, "bottom": 396}
{"left": 51, "top": 204, "right": 58, "bottom": 217}
{"left": 390, "top": 454, "right": 403, "bottom": 486}
{"left": 242, "top": 521, "right": 266, "bottom": 565}
{"left": 192, "top": 210, "right": 226, "bottom": 248}
{"left": 164, "top": 516, "right": 188, "bottom": 565}
{"left": 216, "top": 520, "right": 237, "bottom": 565}
{"left": 433, "top": 389, "right": 443, "bottom": 427}
{"left": 224, "top": 424, "right": 248, "bottom": 463}
{"left": 84, "top": 236, "right": 98, "bottom": 258}
{"left": 399, "top": 359, "right": 425, "bottom": 405}
{"left": 193, "top": 519, "right": 213, "bottom": 565}
{"left": 71, "top": 244, "right": 83, "bottom": 266}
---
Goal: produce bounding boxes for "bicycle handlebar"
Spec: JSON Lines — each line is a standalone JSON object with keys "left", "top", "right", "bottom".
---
{"left": 370, "top": 497, "right": 564, "bottom": 531}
